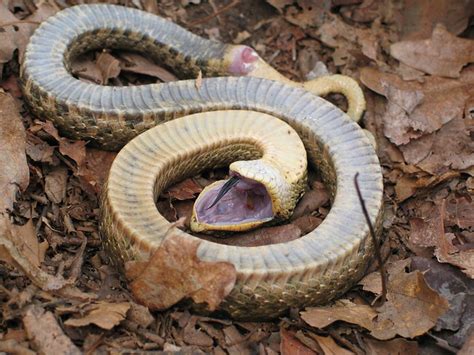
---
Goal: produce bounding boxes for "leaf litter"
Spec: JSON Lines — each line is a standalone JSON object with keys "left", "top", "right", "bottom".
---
{"left": 0, "top": 0, "right": 473, "bottom": 353}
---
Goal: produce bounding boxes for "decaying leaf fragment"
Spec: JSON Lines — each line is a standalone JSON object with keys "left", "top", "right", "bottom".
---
{"left": 391, "top": 24, "right": 474, "bottom": 78}
{"left": 23, "top": 305, "right": 81, "bottom": 355}
{"left": 125, "top": 233, "right": 236, "bottom": 311}
{"left": 64, "top": 301, "right": 130, "bottom": 330}
{"left": 0, "top": 91, "right": 29, "bottom": 212}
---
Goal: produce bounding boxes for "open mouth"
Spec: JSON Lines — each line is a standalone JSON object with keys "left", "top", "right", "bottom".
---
{"left": 193, "top": 174, "right": 273, "bottom": 227}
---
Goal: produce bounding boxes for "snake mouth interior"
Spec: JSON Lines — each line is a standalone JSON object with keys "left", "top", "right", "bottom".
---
{"left": 194, "top": 174, "right": 273, "bottom": 226}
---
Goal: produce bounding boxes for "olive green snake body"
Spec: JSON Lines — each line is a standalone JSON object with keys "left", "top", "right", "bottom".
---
{"left": 20, "top": 4, "right": 383, "bottom": 319}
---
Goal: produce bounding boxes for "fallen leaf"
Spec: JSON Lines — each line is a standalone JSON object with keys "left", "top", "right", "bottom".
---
{"left": 363, "top": 336, "right": 418, "bottom": 355}
{"left": 11, "top": 219, "right": 48, "bottom": 267}
{"left": 301, "top": 299, "right": 377, "bottom": 330}
{"left": 360, "top": 66, "right": 474, "bottom": 175}
{"left": 313, "top": 334, "right": 353, "bottom": 355}
{"left": 127, "top": 302, "right": 154, "bottom": 328}
{"left": 291, "top": 182, "right": 329, "bottom": 219}
{"left": 162, "top": 178, "right": 203, "bottom": 200}
{"left": 0, "top": 215, "right": 68, "bottom": 291}
{"left": 399, "top": 0, "right": 474, "bottom": 40}
{"left": 183, "top": 316, "right": 214, "bottom": 347}
{"left": 64, "top": 302, "right": 130, "bottom": 330}
{"left": 44, "top": 166, "right": 68, "bottom": 204}
{"left": 59, "top": 140, "right": 87, "bottom": 166}
{"left": 118, "top": 52, "right": 178, "bottom": 82}
{"left": 76, "top": 148, "right": 117, "bottom": 195}
{"left": 23, "top": 305, "right": 81, "bottom": 355}
{"left": 411, "top": 257, "right": 473, "bottom": 347}
{"left": 435, "top": 233, "right": 474, "bottom": 279}
{"left": 370, "top": 270, "right": 449, "bottom": 339}
{"left": 268, "top": 0, "right": 331, "bottom": 29}
{"left": 445, "top": 195, "right": 474, "bottom": 229}
{"left": 391, "top": 24, "right": 474, "bottom": 78}
{"left": 304, "top": 266, "right": 448, "bottom": 340}
{"left": 458, "top": 331, "right": 474, "bottom": 355}
{"left": 0, "top": 91, "right": 29, "bottom": 212}
{"left": 96, "top": 51, "right": 121, "bottom": 84}
{"left": 280, "top": 328, "right": 316, "bottom": 355}
{"left": 125, "top": 233, "right": 236, "bottom": 311}
{"left": 0, "top": 339, "right": 35, "bottom": 355}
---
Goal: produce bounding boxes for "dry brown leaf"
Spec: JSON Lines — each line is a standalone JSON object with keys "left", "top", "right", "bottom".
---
{"left": 304, "top": 267, "right": 448, "bottom": 340}
{"left": 127, "top": 302, "right": 154, "bottom": 328}
{"left": 119, "top": 52, "right": 178, "bottom": 82}
{"left": 125, "top": 233, "right": 236, "bottom": 311}
{"left": 280, "top": 328, "right": 316, "bottom": 355}
{"left": 458, "top": 330, "right": 474, "bottom": 355}
{"left": 313, "top": 334, "right": 353, "bottom": 355}
{"left": 406, "top": 201, "right": 473, "bottom": 277}
{"left": 64, "top": 302, "right": 130, "bottom": 330}
{"left": 44, "top": 167, "right": 68, "bottom": 204}
{"left": 291, "top": 182, "right": 329, "bottom": 219}
{"left": 391, "top": 24, "right": 474, "bottom": 78}
{"left": 76, "top": 148, "right": 117, "bottom": 195}
{"left": 435, "top": 233, "right": 474, "bottom": 279}
{"left": 70, "top": 54, "right": 103, "bottom": 84}
{"left": 59, "top": 139, "right": 87, "bottom": 166}
{"left": 371, "top": 271, "right": 449, "bottom": 339}
{"left": 411, "top": 256, "right": 473, "bottom": 347}
{"left": 163, "top": 178, "right": 203, "bottom": 200}
{"left": 445, "top": 195, "right": 474, "bottom": 229}
{"left": 0, "top": 339, "right": 35, "bottom": 355}
{"left": 301, "top": 299, "right": 377, "bottom": 330}
{"left": 96, "top": 51, "right": 121, "bottom": 84}
{"left": 183, "top": 316, "right": 214, "bottom": 347}
{"left": 11, "top": 219, "right": 48, "bottom": 267}
{"left": 359, "top": 259, "right": 412, "bottom": 295}
{"left": 409, "top": 117, "right": 474, "bottom": 175}
{"left": 0, "top": 215, "right": 68, "bottom": 291}
{"left": 363, "top": 336, "right": 419, "bottom": 355}
{"left": 360, "top": 68, "right": 474, "bottom": 181}
{"left": 23, "top": 305, "right": 81, "bottom": 355}
{"left": 0, "top": 91, "right": 29, "bottom": 212}
{"left": 399, "top": 0, "right": 474, "bottom": 40}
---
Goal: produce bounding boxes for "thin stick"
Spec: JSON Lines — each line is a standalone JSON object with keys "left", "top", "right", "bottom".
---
{"left": 354, "top": 172, "right": 387, "bottom": 305}
{"left": 188, "top": 0, "right": 240, "bottom": 27}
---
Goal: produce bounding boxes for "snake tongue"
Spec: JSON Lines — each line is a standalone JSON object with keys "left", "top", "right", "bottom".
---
{"left": 194, "top": 176, "right": 273, "bottom": 228}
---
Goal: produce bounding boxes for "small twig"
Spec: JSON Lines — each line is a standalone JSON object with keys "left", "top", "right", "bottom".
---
{"left": 188, "top": 0, "right": 240, "bottom": 27}
{"left": 354, "top": 173, "right": 387, "bottom": 305}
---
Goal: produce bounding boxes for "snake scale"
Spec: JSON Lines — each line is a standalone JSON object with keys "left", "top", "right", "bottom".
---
{"left": 21, "top": 4, "right": 383, "bottom": 319}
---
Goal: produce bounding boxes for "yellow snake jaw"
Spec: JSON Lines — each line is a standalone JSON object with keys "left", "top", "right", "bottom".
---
{"left": 190, "top": 121, "right": 307, "bottom": 233}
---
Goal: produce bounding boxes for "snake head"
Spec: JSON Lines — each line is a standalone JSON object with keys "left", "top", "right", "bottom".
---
{"left": 190, "top": 171, "right": 274, "bottom": 233}
{"left": 227, "top": 45, "right": 260, "bottom": 76}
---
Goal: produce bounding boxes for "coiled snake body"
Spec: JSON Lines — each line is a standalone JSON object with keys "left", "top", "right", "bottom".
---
{"left": 21, "top": 4, "right": 383, "bottom": 319}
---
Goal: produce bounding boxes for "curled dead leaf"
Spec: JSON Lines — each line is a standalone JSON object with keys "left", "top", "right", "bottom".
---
{"left": 125, "top": 233, "right": 236, "bottom": 312}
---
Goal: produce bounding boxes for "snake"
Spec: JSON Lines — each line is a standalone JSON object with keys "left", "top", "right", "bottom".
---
{"left": 20, "top": 4, "right": 383, "bottom": 320}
